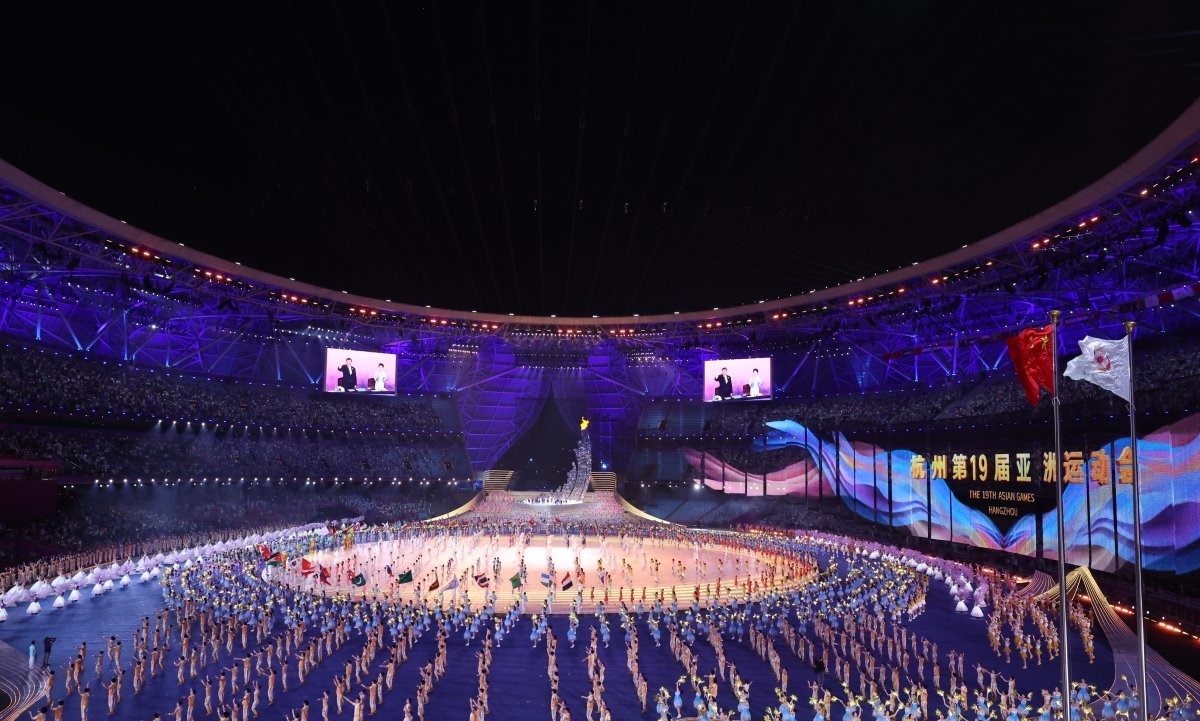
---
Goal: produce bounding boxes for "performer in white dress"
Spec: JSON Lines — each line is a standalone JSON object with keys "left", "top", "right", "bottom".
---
{"left": 372, "top": 363, "right": 389, "bottom": 392}
{"left": 747, "top": 369, "right": 764, "bottom": 398}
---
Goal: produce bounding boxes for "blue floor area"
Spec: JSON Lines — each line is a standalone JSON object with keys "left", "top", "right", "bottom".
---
{"left": 0, "top": 561, "right": 1113, "bottom": 721}
{"left": 0, "top": 582, "right": 164, "bottom": 677}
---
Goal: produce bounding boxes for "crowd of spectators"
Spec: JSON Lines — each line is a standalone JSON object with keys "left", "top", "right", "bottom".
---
{"left": 0, "top": 341, "right": 454, "bottom": 433}
{"left": 693, "top": 384, "right": 966, "bottom": 436}
{"left": 0, "top": 424, "right": 471, "bottom": 480}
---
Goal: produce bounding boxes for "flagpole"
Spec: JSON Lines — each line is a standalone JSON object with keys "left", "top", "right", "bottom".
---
{"left": 1124, "top": 320, "right": 1149, "bottom": 721}
{"left": 1049, "top": 309, "right": 1072, "bottom": 716}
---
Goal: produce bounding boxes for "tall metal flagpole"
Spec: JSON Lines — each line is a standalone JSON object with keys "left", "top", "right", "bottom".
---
{"left": 1049, "top": 309, "right": 1073, "bottom": 716}
{"left": 1124, "top": 320, "right": 1149, "bottom": 721}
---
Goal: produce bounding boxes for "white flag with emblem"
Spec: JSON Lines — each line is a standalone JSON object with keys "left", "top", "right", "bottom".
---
{"left": 1063, "top": 335, "right": 1131, "bottom": 401}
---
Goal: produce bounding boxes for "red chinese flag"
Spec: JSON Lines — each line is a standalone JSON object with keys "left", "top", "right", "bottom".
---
{"left": 1006, "top": 324, "right": 1055, "bottom": 407}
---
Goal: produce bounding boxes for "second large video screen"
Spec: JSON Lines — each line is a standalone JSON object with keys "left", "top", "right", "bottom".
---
{"left": 323, "top": 348, "right": 397, "bottom": 394}
{"left": 703, "top": 358, "right": 772, "bottom": 402}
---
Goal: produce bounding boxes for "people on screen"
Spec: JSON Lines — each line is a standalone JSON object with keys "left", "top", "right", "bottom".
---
{"left": 714, "top": 367, "right": 733, "bottom": 400}
{"left": 748, "top": 368, "right": 763, "bottom": 398}
{"left": 372, "top": 363, "right": 389, "bottom": 392}
{"left": 711, "top": 366, "right": 769, "bottom": 400}
{"left": 337, "top": 357, "right": 357, "bottom": 391}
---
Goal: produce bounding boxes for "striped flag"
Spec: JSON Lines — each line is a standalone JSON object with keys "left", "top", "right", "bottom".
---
{"left": 540, "top": 572, "right": 553, "bottom": 588}
{"left": 561, "top": 573, "right": 573, "bottom": 591}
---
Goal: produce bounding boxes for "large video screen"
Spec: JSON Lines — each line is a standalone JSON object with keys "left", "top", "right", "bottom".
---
{"left": 703, "top": 357, "right": 772, "bottom": 402}
{"left": 323, "top": 348, "right": 397, "bottom": 394}
{"left": 680, "top": 412, "right": 1200, "bottom": 576}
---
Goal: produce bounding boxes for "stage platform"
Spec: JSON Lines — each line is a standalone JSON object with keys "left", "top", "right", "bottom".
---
{"left": 294, "top": 525, "right": 801, "bottom": 612}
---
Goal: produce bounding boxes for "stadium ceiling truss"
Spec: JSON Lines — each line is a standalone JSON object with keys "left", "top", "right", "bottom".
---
{"left": 1, "top": 103, "right": 1200, "bottom": 400}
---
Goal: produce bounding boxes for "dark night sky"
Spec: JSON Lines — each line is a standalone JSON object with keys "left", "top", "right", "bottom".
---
{"left": 3, "top": 3, "right": 1200, "bottom": 317}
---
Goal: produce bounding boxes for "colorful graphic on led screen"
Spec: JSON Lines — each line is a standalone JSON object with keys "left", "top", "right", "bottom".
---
{"left": 681, "top": 413, "right": 1200, "bottom": 574}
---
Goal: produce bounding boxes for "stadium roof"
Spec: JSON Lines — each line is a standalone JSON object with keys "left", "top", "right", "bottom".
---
{"left": 3, "top": 5, "right": 1200, "bottom": 318}
{"left": 2, "top": 98, "right": 1199, "bottom": 331}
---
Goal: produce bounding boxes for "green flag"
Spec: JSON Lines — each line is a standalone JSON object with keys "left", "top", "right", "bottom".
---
{"left": 351, "top": 573, "right": 367, "bottom": 587}
{"left": 396, "top": 570, "right": 414, "bottom": 584}
{"left": 509, "top": 573, "right": 521, "bottom": 589}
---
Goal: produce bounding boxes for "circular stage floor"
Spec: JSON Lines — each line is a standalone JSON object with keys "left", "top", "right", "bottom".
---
{"left": 289, "top": 531, "right": 804, "bottom": 612}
